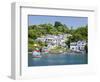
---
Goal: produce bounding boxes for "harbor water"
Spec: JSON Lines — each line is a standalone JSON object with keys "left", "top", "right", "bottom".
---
{"left": 28, "top": 53, "right": 88, "bottom": 66}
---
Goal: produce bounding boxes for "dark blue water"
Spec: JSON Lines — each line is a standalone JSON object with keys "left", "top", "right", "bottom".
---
{"left": 28, "top": 53, "right": 88, "bottom": 66}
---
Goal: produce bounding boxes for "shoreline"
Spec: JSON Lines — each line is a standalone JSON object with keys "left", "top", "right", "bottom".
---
{"left": 28, "top": 51, "right": 87, "bottom": 55}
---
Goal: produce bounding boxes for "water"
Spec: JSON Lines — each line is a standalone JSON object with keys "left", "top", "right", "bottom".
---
{"left": 28, "top": 53, "right": 88, "bottom": 66}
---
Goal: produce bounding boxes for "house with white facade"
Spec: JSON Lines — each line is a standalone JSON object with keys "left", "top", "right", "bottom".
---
{"left": 36, "top": 34, "right": 71, "bottom": 49}
{"left": 70, "top": 41, "right": 87, "bottom": 52}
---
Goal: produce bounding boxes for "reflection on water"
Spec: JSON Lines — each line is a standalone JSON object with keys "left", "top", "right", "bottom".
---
{"left": 28, "top": 53, "right": 88, "bottom": 66}
{"left": 32, "top": 58, "right": 41, "bottom": 61}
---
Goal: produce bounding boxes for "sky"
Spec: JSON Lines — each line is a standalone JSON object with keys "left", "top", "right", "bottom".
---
{"left": 28, "top": 15, "right": 88, "bottom": 29}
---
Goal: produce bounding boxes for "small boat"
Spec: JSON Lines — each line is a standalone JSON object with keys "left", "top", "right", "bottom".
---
{"left": 42, "top": 47, "right": 49, "bottom": 57}
{"left": 32, "top": 48, "right": 42, "bottom": 58}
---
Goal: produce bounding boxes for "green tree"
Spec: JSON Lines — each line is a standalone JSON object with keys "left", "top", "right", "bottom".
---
{"left": 69, "top": 25, "right": 88, "bottom": 42}
{"left": 54, "top": 21, "right": 63, "bottom": 28}
{"left": 85, "top": 44, "right": 88, "bottom": 53}
{"left": 28, "top": 30, "right": 37, "bottom": 39}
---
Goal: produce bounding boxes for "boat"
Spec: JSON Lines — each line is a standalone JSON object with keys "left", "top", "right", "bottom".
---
{"left": 32, "top": 51, "right": 41, "bottom": 58}
{"left": 32, "top": 48, "right": 42, "bottom": 58}
{"left": 42, "top": 47, "right": 49, "bottom": 57}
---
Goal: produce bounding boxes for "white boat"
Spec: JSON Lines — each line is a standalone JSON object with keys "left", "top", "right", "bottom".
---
{"left": 32, "top": 50, "right": 41, "bottom": 58}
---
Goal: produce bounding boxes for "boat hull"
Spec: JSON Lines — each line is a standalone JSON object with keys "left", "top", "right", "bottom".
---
{"left": 32, "top": 55, "right": 42, "bottom": 58}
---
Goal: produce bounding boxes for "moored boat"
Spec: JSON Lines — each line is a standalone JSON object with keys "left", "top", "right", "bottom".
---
{"left": 42, "top": 47, "right": 49, "bottom": 57}
{"left": 32, "top": 48, "right": 42, "bottom": 58}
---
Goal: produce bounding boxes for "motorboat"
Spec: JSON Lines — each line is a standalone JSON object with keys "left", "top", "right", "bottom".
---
{"left": 32, "top": 48, "right": 42, "bottom": 58}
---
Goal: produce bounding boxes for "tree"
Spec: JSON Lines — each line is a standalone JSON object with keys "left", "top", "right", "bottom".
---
{"left": 65, "top": 40, "right": 70, "bottom": 48}
{"left": 85, "top": 44, "right": 88, "bottom": 53}
{"left": 74, "top": 26, "right": 88, "bottom": 40}
{"left": 28, "top": 30, "right": 37, "bottom": 39}
{"left": 54, "top": 21, "right": 63, "bottom": 28}
{"left": 57, "top": 26, "right": 64, "bottom": 32}
{"left": 72, "top": 33, "right": 83, "bottom": 42}
{"left": 70, "top": 26, "right": 88, "bottom": 42}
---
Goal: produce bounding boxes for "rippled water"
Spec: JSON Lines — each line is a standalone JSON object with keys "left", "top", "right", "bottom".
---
{"left": 28, "top": 53, "right": 88, "bottom": 66}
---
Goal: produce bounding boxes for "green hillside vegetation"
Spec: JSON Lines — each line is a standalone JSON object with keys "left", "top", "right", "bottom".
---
{"left": 28, "top": 21, "right": 88, "bottom": 52}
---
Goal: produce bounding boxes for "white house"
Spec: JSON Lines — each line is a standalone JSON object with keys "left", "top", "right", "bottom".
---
{"left": 70, "top": 41, "right": 87, "bottom": 51}
{"left": 77, "top": 41, "right": 86, "bottom": 50}
{"left": 35, "top": 34, "right": 71, "bottom": 49}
